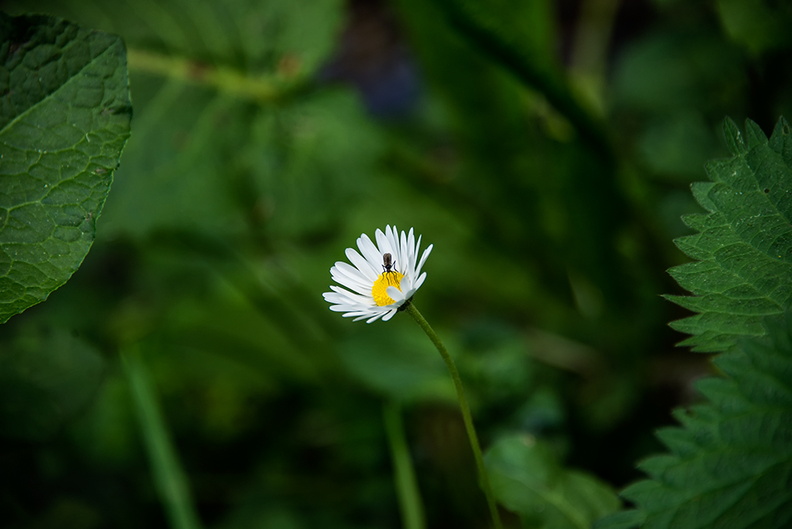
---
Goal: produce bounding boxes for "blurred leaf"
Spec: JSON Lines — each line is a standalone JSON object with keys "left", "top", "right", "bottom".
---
{"left": 395, "top": 0, "right": 643, "bottom": 326}
{"left": 599, "top": 312, "right": 792, "bottom": 529}
{"left": 430, "top": 0, "right": 555, "bottom": 62}
{"left": 244, "top": 89, "right": 384, "bottom": 238}
{"left": 593, "top": 510, "right": 645, "bottom": 529}
{"left": 666, "top": 118, "right": 792, "bottom": 352}
{"left": 98, "top": 85, "right": 252, "bottom": 237}
{"left": 335, "top": 320, "right": 453, "bottom": 403}
{"left": 70, "top": 374, "right": 137, "bottom": 466}
{"left": 0, "top": 13, "right": 131, "bottom": 323}
{"left": 460, "top": 323, "right": 537, "bottom": 408}
{"left": 637, "top": 113, "right": 722, "bottom": 180}
{"left": 418, "top": 0, "right": 608, "bottom": 153}
{"left": 3, "top": 0, "right": 352, "bottom": 241}
{"left": 262, "top": 0, "right": 344, "bottom": 76}
{"left": 0, "top": 325, "right": 105, "bottom": 441}
{"left": 4, "top": 0, "right": 343, "bottom": 74}
{"left": 486, "top": 434, "right": 620, "bottom": 529}
{"left": 612, "top": 29, "right": 744, "bottom": 115}
{"left": 717, "top": 0, "right": 792, "bottom": 55}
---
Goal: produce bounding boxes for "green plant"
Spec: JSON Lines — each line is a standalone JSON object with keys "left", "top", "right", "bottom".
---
{"left": 0, "top": 13, "right": 130, "bottom": 323}
{"left": 3, "top": 2, "right": 792, "bottom": 529}
{"left": 598, "top": 119, "right": 792, "bottom": 529}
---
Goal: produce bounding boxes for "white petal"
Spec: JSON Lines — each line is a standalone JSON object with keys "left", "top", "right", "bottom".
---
{"left": 415, "top": 244, "right": 433, "bottom": 275}
{"left": 411, "top": 233, "right": 421, "bottom": 269}
{"left": 358, "top": 233, "right": 383, "bottom": 271}
{"left": 395, "top": 229, "right": 407, "bottom": 272}
{"left": 345, "top": 247, "right": 378, "bottom": 280}
{"left": 327, "top": 286, "right": 371, "bottom": 305}
{"left": 332, "top": 260, "right": 367, "bottom": 284}
{"left": 412, "top": 271, "right": 427, "bottom": 291}
{"left": 329, "top": 304, "right": 360, "bottom": 313}
{"left": 332, "top": 264, "right": 372, "bottom": 295}
{"left": 386, "top": 286, "right": 405, "bottom": 301}
{"left": 322, "top": 292, "right": 337, "bottom": 303}
{"left": 379, "top": 309, "right": 398, "bottom": 322}
{"left": 375, "top": 228, "right": 393, "bottom": 258}
{"left": 406, "top": 230, "right": 416, "bottom": 271}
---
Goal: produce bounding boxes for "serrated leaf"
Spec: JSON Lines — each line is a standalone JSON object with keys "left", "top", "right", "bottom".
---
{"left": 486, "top": 434, "right": 620, "bottom": 529}
{"left": 0, "top": 13, "right": 130, "bottom": 323}
{"left": 593, "top": 510, "right": 645, "bottom": 529}
{"left": 597, "top": 314, "right": 792, "bottom": 529}
{"left": 721, "top": 117, "right": 747, "bottom": 156}
{"left": 667, "top": 118, "right": 792, "bottom": 352}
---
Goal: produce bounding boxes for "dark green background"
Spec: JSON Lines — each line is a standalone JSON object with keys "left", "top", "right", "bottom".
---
{"left": 2, "top": 0, "right": 792, "bottom": 528}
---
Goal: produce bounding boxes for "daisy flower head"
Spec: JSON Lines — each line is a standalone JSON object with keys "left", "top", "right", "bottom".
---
{"left": 323, "top": 226, "right": 433, "bottom": 323}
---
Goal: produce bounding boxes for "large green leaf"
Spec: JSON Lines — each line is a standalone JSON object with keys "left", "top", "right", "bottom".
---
{"left": 0, "top": 13, "right": 131, "bottom": 323}
{"left": 597, "top": 119, "right": 792, "bottom": 529}
{"left": 667, "top": 118, "right": 792, "bottom": 352}
{"left": 486, "top": 435, "right": 620, "bottom": 529}
{"left": 597, "top": 312, "right": 792, "bottom": 529}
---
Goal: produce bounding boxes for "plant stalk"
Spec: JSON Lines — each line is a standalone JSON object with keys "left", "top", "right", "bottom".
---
{"left": 405, "top": 302, "right": 503, "bottom": 529}
{"left": 123, "top": 345, "right": 203, "bottom": 529}
{"left": 126, "top": 48, "right": 305, "bottom": 104}
{"left": 383, "top": 401, "right": 426, "bottom": 529}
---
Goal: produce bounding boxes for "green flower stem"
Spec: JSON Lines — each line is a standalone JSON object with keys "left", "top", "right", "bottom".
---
{"left": 405, "top": 303, "right": 503, "bottom": 529}
{"left": 122, "top": 344, "right": 203, "bottom": 529}
{"left": 383, "top": 401, "right": 426, "bottom": 529}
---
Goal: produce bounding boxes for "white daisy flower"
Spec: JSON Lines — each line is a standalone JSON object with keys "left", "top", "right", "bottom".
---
{"left": 323, "top": 226, "right": 433, "bottom": 323}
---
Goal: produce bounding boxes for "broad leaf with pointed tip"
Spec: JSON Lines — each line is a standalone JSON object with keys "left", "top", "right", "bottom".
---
{"left": 486, "top": 435, "right": 620, "bottom": 529}
{"left": 0, "top": 13, "right": 131, "bottom": 323}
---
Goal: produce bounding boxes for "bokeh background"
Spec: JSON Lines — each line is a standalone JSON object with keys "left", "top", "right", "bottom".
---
{"left": 2, "top": 0, "right": 792, "bottom": 528}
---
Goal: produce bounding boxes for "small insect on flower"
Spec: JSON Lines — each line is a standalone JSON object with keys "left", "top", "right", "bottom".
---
{"left": 323, "top": 226, "right": 433, "bottom": 323}
{"left": 381, "top": 252, "right": 399, "bottom": 285}
{"left": 382, "top": 252, "right": 395, "bottom": 273}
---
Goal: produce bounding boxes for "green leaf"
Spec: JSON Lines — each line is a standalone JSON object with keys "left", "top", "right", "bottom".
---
{"left": 666, "top": 118, "right": 792, "bottom": 352}
{"left": 486, "top": 434, "right": 620, "bottom": 529}
{"left": 0, "top": 13, "right": 131, "bottom": 323}
{"left": 597, "top": 313, "right": 792, "bottom": 529}
{"left": 598, "top": 119, "right": 792, "bottom": 529}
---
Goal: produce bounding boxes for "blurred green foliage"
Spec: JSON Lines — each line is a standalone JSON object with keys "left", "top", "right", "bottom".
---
{"left": 2, "top": 0, "right": 792, "bottom": 528}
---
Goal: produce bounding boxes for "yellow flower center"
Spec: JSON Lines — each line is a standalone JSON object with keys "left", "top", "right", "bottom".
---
{"left": 371, "top": 271, "right": 404, "bottom": 306}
